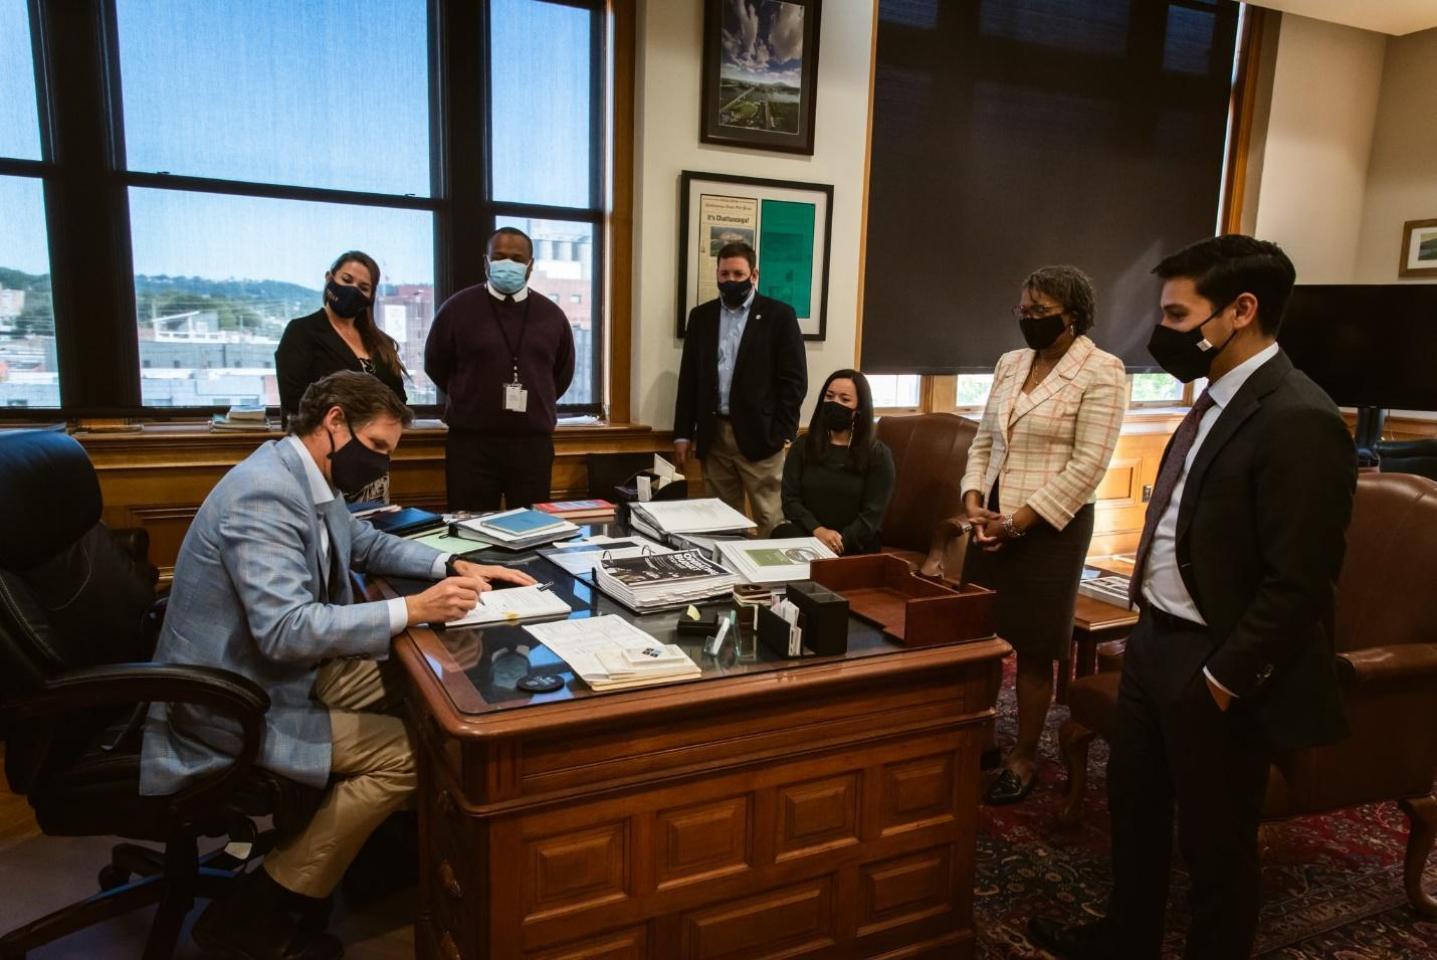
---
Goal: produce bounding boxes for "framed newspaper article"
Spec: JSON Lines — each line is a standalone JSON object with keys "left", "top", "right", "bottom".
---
{"left": 676, "top": 170, "right": 833, "bottom": 341}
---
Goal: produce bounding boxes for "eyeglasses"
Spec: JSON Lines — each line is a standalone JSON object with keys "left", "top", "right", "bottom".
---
{"left": 1012, "top": 307, "right": 1066, "bottom": 321}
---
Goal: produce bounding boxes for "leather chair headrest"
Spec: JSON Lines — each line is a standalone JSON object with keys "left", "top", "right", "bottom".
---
{"left": 0, "top": 430, "right": 102, "bottom": 570}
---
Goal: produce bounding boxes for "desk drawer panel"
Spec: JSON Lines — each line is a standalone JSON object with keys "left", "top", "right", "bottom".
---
{"left": 527, "top": 926, "right": 648, "bottom": 960}
{"left": 879, "top": 753, "right": 957, "bottom": 837}
{"left": 656, "top": 794, "right": 753, "bottom": 890}
{"left": 857, "top": 845, "right": 953, "bottom": 936}
{"left": 775, "top": 773, "right": 860, "bottom": 862}
{"left": 680, "top": 877, "right": 835, "bottom": 960}
{"left": 524, "top": 820, "right": 632, "bottom": 922}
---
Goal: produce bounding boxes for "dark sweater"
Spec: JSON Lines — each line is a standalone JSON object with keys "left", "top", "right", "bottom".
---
{"left": 275, "top": 310, "right": 407, "bottom": 416}
{"left": 424, "top": 285, "right": 576, "bottom": 436}
{"left": 780, "top": 438, "right": 896, "bottom": 553}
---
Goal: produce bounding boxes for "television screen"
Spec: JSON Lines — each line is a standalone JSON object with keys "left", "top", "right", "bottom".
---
{"left": 1277, "top": 284, "right": 1437, "bottom": 411}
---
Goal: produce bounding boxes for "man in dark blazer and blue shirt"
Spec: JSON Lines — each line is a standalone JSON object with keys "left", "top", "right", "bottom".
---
{"left": 673, "top": 241, "right": 807, "bottom": 534}
{"left": 1031, "top": 236, "right": 1357, "bottom": 960}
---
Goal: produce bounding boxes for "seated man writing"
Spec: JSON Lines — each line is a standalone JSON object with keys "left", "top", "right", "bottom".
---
{"left": 142, "top": 370, "right": 533, "bottom": 960}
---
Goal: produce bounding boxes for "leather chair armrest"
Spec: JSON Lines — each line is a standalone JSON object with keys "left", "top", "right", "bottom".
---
{"left": 1336, "top": 643, "right": 1437, "bottom": 685}
{"left": 108, "top": 526, "right": 152, "bottom": 566}
{"left": 5, "top": 663, "right": 271, "bottom": 813}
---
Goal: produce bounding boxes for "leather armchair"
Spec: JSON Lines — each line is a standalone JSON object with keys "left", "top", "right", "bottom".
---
{"left": 875, "top": 413, "right": 978, "bottom": 576}
{"left": 0, "top": 430, "right": 319, "bottom": 960}
{"left": 1058, "top": 472, "right": 1437, "bottom": 917}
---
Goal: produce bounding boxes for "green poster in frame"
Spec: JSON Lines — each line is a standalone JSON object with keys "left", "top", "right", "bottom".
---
{"left": 757, "top": 199, "right": 815, "bottom": 318}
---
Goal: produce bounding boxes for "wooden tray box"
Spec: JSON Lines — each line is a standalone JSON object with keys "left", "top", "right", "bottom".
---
{"left": 809, "top": 553, "right": 997, "bottom": 646}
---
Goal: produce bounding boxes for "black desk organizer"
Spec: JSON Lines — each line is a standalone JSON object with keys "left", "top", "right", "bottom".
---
{"left": 756, "top": 580, "right": 849, "bottom": 659}
{"left": 613, "top": 469, "right": 689, "bottom": 527}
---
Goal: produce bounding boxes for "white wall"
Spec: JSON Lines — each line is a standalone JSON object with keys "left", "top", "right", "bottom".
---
{"left": 1353, "top": 26, "right": 1437, "bottom": 283}
{"left": 1252, "top": 14, "right": 1386, "bottom": 282}
{"left": 630, "top": 0, "right": 875, "bottom": 429}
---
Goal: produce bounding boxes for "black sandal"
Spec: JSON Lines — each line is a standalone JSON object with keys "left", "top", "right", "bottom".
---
{"left": 984, "top": 767, "right": 1037, "bottom": 805}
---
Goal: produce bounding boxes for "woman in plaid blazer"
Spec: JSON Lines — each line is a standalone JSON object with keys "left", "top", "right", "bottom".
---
{"left": 960, "top": 266, "right": 1126, "bottom": 805}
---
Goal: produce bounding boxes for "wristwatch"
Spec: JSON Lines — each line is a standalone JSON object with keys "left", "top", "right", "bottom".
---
{"left": 444, "top": 555, "right": 463, "bottom": 579}
{"left": 1001, "top": 514, "right": 1027, "bottom": 539}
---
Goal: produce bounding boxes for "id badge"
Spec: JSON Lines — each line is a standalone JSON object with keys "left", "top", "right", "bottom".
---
{"left": 503, "top": 381, "right": 529, "bottom": 413}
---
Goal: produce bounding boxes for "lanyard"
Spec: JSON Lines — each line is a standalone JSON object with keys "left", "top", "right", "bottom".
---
{"left": 488, "top": 292, "right": 532, "bottom": 383}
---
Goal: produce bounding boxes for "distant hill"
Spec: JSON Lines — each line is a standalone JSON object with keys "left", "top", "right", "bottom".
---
{"left": 0, "top": 267, "right": 49, "bottom": 292}
{"left": 135, "top": 275, "right": 321, "bottom": 303}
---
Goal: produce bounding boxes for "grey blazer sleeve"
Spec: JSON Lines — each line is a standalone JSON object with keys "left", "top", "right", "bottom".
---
{"left": 348, "top": 512, "right": 446, "bottom": 579}
{"left": 218, "top": 484, "right": 393, "bottom": 663}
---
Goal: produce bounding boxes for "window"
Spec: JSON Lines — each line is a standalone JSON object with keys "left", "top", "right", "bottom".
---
{"left": 0, "top": 0, "right": 56, "bottom": 408}
{"left": 866, "top": 374, "right": 921, "bottom": 409}
{"left": 8, "top": 0, "right": 610, "bottom": 418}
{"left": 1130, "top": 372, "right": 1185, "bottom": 405}
{"left": 956, "top": 373, "right": 995, "bottom": 409}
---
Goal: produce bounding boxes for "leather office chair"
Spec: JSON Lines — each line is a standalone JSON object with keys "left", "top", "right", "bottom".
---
{"left": 1376, "top": 439, "right": 1437, "bottom": 484}
{"left": 875, "top": 413, "right": 978, "bottom": 574}
{"left": 0, "top": 430, "right": 317, "bottom": 959}
{"left": 1057, "top": 471, "right": 1437, "bottom": 917}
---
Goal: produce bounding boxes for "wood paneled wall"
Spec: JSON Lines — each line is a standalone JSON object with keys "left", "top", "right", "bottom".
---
{"left": 76, "top": 414, "right": 1196, "bottom": 576}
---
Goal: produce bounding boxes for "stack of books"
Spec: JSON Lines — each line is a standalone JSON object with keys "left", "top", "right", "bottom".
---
{"left": 593, "top": 550, "right": 737, "bottom": 613}
{"left": 716, "top": 537, "right": 838, "bottom": 585}
{"left": 210, "top": 403, "right": 270, "bottom": 432}
{"left": 534, "top": 499, "right": 618, "bottom": 521}
{"left": 628, "top": 498, "right": 755, "bottom": 545}
{"left": 524, "top": 616, "right": 702, "bottom": 691}
{"left": 1078, "top": 574, "right": 1137, "bottom": 610}
{"left": 452, "top": 508, "right": 580, "bottom": 550}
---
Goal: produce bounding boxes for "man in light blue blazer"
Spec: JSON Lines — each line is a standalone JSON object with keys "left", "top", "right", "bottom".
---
{"left": 142, "top": 371, "right": 533, "bottom": 960}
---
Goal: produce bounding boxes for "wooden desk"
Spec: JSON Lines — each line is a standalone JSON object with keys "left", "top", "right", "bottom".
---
{"left": 387, "top": 551, "right": 1010, "bottom": 959}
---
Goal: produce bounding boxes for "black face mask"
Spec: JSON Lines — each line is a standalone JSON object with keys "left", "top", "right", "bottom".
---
{"left": 1146, "top": 307, "right": 1235, "bottom": 383}
{"left": 327, "top": 416, "right": 390, "bottom": 494}
{"left": 718, "top": 279, "right": 753, "bottom": 309}
{"left": 325, "top": 279, "right": 370, "bottom": 320}
{"left": 821, "top": 400, "right": 856, "bottom": 431}
{"left": 1019, "top": 312, "right": 1067, "bottom": 350}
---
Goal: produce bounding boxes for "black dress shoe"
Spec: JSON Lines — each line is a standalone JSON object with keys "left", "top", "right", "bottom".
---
{"left": 193, "top": 870, "right": 343, "bottom": 960}
{"left": 1027, "top": 916, "right": 1114, "bottom": 959}
{"left": 984, "top": 767, "right": 1037, "bottom": 805}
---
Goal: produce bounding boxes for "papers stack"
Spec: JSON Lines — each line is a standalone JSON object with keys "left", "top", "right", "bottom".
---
{"left": 716, "top": 537, "right": 838, "bottom": 585}
{"left": 628, "top": 498, "right": 756, "bottom": 544}
{"left": 537, "top": 535, "right": 671, "bottom": 579}
{"left": 442, "top": 584, "right": 572, "bottom": 627}
{"left": 525, "top": 616, "right": 701, "bottom": 691}
{"left": 534, "top": 499, "right": 618, "bottom": 521}
{"left": 593, "top": 549, "right": 737, "bottom": 613}
{"left": 452, "top": 508, "right": 581, "bottom": 550}
{"left": 210, "top": 403, "right": 271, "bottom": 432}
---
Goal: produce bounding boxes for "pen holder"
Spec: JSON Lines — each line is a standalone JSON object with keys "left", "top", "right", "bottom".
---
{"left": 755, "top": 581, "right": 849, "bottom": 659}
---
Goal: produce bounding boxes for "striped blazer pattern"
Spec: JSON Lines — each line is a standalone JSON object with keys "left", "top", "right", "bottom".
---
{"left": 960, "top": 336, "right": 1126, "bottom": 530}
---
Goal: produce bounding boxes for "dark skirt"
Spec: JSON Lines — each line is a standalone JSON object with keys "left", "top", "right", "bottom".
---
{"left": 966, "top": 503, "right": 1095, "bottom": 661}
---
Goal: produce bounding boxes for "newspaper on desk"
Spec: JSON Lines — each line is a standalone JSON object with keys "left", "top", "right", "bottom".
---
{"left": 523, "top": 615, "right": 702, "bottom": 691}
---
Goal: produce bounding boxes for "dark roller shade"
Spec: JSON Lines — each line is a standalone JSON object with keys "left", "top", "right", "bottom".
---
{"left": 862, "top": 0, "right": 1240, "bottom": 373}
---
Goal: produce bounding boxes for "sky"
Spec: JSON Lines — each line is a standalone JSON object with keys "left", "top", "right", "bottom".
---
{"left": 0, "top": 0, "right": 592, "bottom": 288}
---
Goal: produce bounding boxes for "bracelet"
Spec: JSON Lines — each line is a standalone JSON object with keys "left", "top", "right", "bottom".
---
{"left": 1001, "top": 514, "right": 1027, "bottom": 539}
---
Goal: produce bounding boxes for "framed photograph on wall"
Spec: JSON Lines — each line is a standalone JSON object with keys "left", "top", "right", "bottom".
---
{"left": 1399, "top": 218, "right": 1437, "bottom": 278}
{"left": 677, "top": 170, "right": 833, "bottom": 341}
{"left": 700, "top": 0, "right": 822, "bottom": 155}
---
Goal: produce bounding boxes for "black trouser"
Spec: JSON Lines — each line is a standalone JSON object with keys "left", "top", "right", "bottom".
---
{"left": 1107, "top": 608, "right": 1270, "bottom": 960}
{"left": 444, "top": 430, "right": 555, "bottom": 511}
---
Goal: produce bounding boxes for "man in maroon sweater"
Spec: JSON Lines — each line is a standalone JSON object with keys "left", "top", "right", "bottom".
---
{"left": 425, "top": 228, "right": 575, "bottom": 509}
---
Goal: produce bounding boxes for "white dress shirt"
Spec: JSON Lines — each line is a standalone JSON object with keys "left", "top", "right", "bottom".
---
{"left": 1140, "top": 341, "right": 1280, "bottom": 697}
{"left": 285, "top": 435, "right": 448, "bottom": 635}
{"left": 716, "top": 286, "right": 756, "bottom": 415}
{"left": 487, "top": 281, "right": 529, "bottom": 302}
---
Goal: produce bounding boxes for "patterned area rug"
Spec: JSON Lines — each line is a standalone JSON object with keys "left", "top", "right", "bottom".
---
{"left": 972, "top": 663, "right": 1437, "bottom": 958}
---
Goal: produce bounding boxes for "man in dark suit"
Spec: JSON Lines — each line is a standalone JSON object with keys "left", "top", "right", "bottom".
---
{"left": 673, "top": 240, "right": 807, "bottom": 534}
{"left": 1030, "top": 236, "right": 1357, "bottom": 959}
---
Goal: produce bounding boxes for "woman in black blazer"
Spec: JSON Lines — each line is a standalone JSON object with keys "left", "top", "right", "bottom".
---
{"left": 276, "top": 250, "right": 407, "bottom": 502}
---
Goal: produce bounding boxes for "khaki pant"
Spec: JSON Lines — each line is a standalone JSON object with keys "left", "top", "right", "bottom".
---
{"left": 703, "top": 419, "right": 786, "bottom": 536}
{"left": 263, "top": 658, "right": 416, "bottom": 897}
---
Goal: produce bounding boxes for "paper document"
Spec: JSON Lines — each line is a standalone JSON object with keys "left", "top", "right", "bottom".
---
{"left": 717, "top": 537, "right": 837, "bottom": 585}
{"left": 410, "top": 530, "right": 489, "bottom": 554}
{"left": 630, "top": 498, "right": 755, "bottom": 535}
{"left": 524, "top": 616, "right": 702, "bottom": 691}
{"left": 443, "top": 585, "right": 572, "bottom": 627}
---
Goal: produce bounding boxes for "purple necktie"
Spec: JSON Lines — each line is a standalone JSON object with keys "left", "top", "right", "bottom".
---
{"left": 1129, "top": 390, "right": 1216, "bottom": 607}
